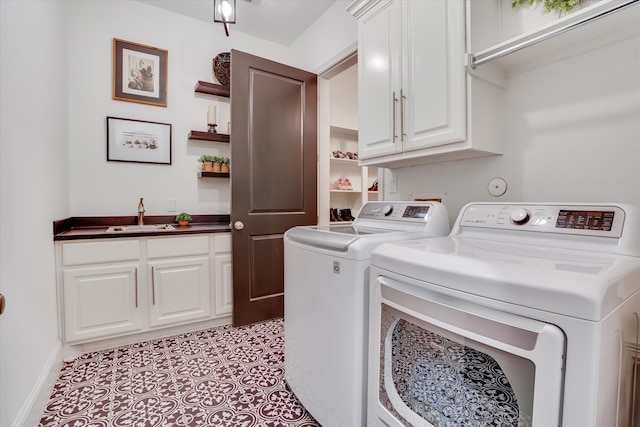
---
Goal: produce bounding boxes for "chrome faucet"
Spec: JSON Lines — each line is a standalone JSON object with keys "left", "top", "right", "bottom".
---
{"left": 138, "top": 197, "right": 145, "bottom": 226}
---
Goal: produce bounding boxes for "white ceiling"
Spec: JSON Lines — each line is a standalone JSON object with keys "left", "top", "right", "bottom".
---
{"left": 137, "top": 0, "right": 339, "bottom": 46}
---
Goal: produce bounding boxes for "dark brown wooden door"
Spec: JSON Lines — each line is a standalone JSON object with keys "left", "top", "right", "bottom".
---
{"left": 230, "top": 50, "right": 317, "bottom": 327}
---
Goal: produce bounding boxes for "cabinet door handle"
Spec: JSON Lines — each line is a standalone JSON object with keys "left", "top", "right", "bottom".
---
{"left": 134, "top": 268, "right": 138, "bottom": 308}
{"left": 392, "top": 91, "right": 398, "bottom": 142}
{"left": 151, "top": 266, "right": 156, "bottom": 305}
{"left": 400, "top": 89, "right": 407, "bottom": 142}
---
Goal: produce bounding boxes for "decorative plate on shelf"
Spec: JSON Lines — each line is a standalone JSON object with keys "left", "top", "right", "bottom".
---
{"left": 213, "top": 52, "right": 231, "bottom": 86}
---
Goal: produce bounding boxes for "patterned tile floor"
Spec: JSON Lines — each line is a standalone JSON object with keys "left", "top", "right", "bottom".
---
{"left": 39, "top": 318, "right": 321, "bottom": 427}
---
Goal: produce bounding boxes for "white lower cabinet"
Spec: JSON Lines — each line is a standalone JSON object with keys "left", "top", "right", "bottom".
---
{"left": 147, "top": 256, "right": 211, "bottom": 328}
{"left": 63, "top": 263, "right": 142, "bottom": 343}
{"left": 57, "top": 233, "right": 232, "bottom": 350}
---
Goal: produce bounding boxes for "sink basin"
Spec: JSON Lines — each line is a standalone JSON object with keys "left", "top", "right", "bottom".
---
{"left": 106, "top": 224, "right": 176, "bottom": 233}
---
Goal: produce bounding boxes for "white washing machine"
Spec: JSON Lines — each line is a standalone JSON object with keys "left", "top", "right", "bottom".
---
{"left": 284, "top": 201, "right": 450, "bottom": 427}
{"left": 367, "top": 202, "right": 640, "bottom": 427}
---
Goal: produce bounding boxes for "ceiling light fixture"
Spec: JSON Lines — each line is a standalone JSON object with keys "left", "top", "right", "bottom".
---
{"left": 214, "top": 0, "right": 236, "bottom": 37}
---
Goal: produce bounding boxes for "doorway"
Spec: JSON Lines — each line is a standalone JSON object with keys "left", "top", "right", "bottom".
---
{"left": 318, "top": 52, "right": 380, "bottom": 226}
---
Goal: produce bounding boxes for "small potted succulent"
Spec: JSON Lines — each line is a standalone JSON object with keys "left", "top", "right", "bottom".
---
{"left": 220, "top": 157, "right": 230, "bottom": 173}
{"left": 212, "top": 156, "right": 223, "bottom": 173}
{"left": 199, "top": 155, "right": 214, "bottom": 172}
{"left": 175, "top": 212, "right": 192, "bottom": 226}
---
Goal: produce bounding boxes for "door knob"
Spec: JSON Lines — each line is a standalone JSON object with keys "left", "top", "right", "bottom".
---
{"left": 234, "top": 221, "right": 244, "bottom": 230}
{"left": 0, "top": 293, "right": 5, "bottom": 315}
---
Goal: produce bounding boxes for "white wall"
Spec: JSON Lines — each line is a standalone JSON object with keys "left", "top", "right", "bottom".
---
{"left": 389, "top": 34, "right": 640, "bottom": 225}
{"left": 67, "top": 0, "right": 298, "bottom": 217}
{"left": 289, "top": 0, "right": 358, "bottom": 73}
{"left": 330, "top": 64, "right": 358, "bottom": 130}
{"left": 66, "top": 0, "right": 357, "bottom": 217}
{"left": 0, "top": 2, "right": 70, "bottom": 426}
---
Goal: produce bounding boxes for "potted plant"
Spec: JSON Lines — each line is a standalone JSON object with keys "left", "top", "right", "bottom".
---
{"left": 175, "top": 212, "right": 192, "bottom": 226}
{"left": 511, "top": 0, "right": 583, "bottom": 14}
{"left": 212, "top": 156, "right": 223, "bottom": 173}
{"left": 199, "top": 155, "right": 214, "bottom": 172}
{"left": 220, "top": 157, "right": 230, "bottom": 173}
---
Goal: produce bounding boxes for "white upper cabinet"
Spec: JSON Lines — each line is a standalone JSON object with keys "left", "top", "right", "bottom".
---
{"left": 401, "top": 1, "right": 466, "bottom": 153}
{"left": 355, "top": 0, "right": 401, "bottom": 159}
{"left": 349, "top": 0, "right": 503, "bottom": 168}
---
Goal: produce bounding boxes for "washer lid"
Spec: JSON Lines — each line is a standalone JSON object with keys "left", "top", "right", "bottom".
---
{"left": 286, "top": 225, "right": 401, "bottom": 251}
{"left": 371, "top": 236, "right": 640, "bottom": 321}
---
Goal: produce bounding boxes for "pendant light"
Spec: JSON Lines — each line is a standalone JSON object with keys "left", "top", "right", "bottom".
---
{"left": 214, "top": 0, "right": 236, "bottom": 37}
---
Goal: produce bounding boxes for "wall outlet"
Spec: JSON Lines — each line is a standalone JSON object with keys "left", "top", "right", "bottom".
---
{"left": 167, "top": 198, "right": 176, "bottom": 212}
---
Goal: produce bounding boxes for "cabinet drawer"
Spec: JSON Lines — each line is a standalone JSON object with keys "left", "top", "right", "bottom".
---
{"left": 147, "top": 235, "right": 209, "bottom": 259}
{"left": 63, "top": 240, "right": 140, "bottom": 266}
{"left": 215, "top": 233, "right": 232, "bottom": 253}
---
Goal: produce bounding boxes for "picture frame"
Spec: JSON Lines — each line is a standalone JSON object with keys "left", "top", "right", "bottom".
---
{"left": 113, "top": 38, "right": 168, "bottom": 107}
{"left": 107, "top": 117, "right": 172, "bottom": 165}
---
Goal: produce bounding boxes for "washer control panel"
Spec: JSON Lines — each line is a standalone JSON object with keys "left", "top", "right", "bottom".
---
{"left": 358, "top": 202, "right": 431, "bottom": 222}
{"left": 458, "top": 203, "right": 625, "bottom": 237}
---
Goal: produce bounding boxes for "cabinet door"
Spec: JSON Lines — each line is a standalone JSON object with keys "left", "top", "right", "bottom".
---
{"left": 63, "top": 263, "right": 142, "bottom": 343}
{"left": 214, "top": 253, "right": 233, "bottom": 316}
{"left": 147, "top": 257, "right": 211, "bottom": 328}
{"left": 402, "top": 0, "right": 466, "bottom": 152}
{"left": 214, "top": 234, "right": 233, "bottom": 316}
{"left": 358, "top": 0, "right": 403, "bottom": 160}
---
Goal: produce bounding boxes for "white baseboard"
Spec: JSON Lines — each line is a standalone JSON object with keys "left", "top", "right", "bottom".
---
{"left": 62, "top": 315, "right": 233, "bottom": 361}
{"left": 12, "top": 340, "right": 62, "bottom": 427}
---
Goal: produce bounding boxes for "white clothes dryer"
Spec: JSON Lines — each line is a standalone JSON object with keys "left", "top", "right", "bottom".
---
{"left": 368, "top": 202, "right": 640, "bottom": 427}
{"left": 284, "top": 201, "right": 450, "bottom": 427}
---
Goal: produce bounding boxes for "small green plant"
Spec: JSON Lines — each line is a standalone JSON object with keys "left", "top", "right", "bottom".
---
{"left": 198, "top": 155, "right": 213, "bottom": 163}
{"left": 220, "top": 157, "right": 230, "bottom": 165}
{"left": 175, "top": 212, "right": 192, "bottom": 222}
{"left": 512, "top": 0, "right": 583, "bottom": 14}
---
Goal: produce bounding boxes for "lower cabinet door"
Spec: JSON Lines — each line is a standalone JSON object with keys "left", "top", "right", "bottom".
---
{"left": 147, "top": 257, "right": 211, "bottom": 327}
{"left": 63, "top": 263, "right": 142, "bottom": 343}
{"left": 214, "top": 253, "right": 233, "bottom": 316}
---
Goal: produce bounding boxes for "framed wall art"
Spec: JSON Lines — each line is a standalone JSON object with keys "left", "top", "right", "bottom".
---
{"left": 113, "top": 38, "right": 168, "bottom": 107}
{"left": 107, "top": 117, "right": 172, "bottom": 165}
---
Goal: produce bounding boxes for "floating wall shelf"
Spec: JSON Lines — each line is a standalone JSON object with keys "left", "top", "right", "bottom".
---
{"left": 195, "top": 81, "right": 230, "bottom": 98}
{"left": 188, "top": 131, "right": 230, "bottom": 143}
{"left": 198, "top": 172, "right": 230, "bottom": 178}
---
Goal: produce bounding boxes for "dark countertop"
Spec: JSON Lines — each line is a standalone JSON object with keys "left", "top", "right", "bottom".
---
{"left": 54, "top": 214, "right": 231, "bottom": 241}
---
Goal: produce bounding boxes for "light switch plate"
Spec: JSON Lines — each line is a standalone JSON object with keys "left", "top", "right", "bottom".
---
{"left": 390, "top": 176, "right": 398, "bottom": 194}
{"left": 167, "top": 198, "right": 176, "bottom": 212}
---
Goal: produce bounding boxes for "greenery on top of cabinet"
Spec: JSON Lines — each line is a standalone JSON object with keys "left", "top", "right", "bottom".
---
{"left": 512, "top": 0, "right": 584, "bottom": 14}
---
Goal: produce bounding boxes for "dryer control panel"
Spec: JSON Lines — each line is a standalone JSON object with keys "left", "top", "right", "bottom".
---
{"left": 457, "top": 203, "right": 626, "bottom": 238}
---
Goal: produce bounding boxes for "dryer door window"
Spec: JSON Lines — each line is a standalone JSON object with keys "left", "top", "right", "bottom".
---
{"left": 371, "top": 277, "right": 566, "bottom": 427}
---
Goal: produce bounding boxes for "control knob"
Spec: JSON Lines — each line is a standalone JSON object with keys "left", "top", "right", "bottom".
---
{"left": 510, "top": 208, "right": 531, "bottom": 225}
{"left": 382, "top": 205, "right": 393, "bottom": 216}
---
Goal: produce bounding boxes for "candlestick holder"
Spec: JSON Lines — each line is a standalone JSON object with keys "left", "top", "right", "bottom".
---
{"left": 208, "top": 124, "right": 218, "bottom": 133}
